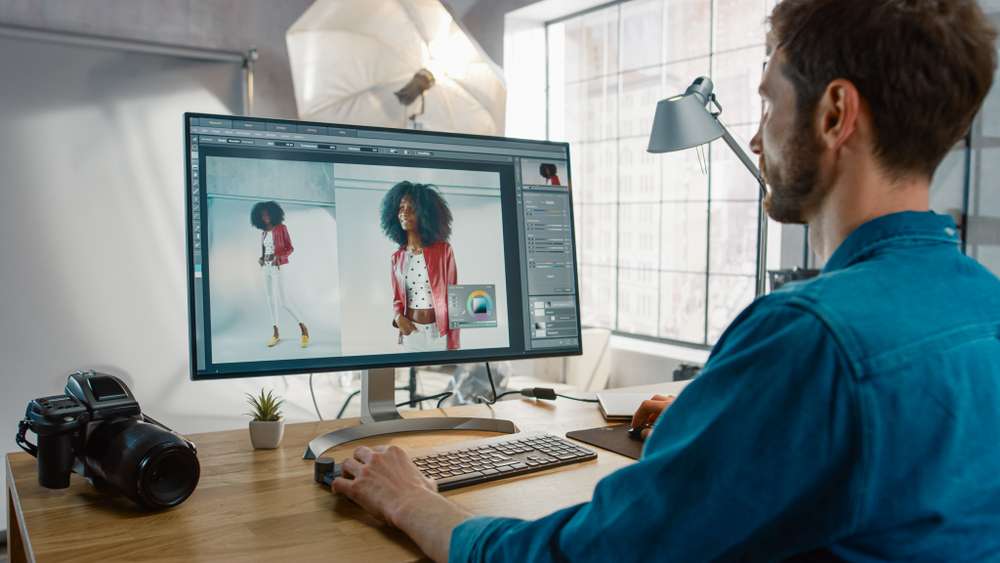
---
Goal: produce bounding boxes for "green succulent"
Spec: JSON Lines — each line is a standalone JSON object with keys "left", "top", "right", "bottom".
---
{"left": 245, "top": 389, "right": 284, "bottom": 422}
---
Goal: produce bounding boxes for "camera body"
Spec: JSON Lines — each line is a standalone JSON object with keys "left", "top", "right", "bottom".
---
{"left": 16, "top": 370, "right": 200, "bottom": 510}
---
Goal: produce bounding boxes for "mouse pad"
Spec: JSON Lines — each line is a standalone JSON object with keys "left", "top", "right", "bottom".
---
{"left": 566, "top": 425, "right": 643, "bottom": 460}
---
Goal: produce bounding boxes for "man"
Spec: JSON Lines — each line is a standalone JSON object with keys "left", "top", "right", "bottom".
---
{"left": 332, "top": 0, "right": 1000, "bottom": 560}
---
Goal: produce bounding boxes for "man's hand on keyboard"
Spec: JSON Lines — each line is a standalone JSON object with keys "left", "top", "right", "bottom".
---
{"left": 332, "top": 444, "right": 473, "bottom": 563}
{"left": 333, "top": 444, "right": 436, "bottom": 525}
{"left": 630, "top": 394, "right": 676, "bottom": 440}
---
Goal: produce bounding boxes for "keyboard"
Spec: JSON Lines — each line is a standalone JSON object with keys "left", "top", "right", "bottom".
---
{"left": 314, "top": 431, "right": 597, "bottom": 491}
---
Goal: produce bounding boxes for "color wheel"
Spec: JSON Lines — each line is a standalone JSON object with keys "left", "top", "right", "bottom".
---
{"left": 466, "top": 290, "right": 494, "bottom": 321}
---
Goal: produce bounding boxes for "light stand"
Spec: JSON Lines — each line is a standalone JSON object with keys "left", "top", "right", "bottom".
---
{"left": 303, "top": 367, "right": 517, "bottom": 459}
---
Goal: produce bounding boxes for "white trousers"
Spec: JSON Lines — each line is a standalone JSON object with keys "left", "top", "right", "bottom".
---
{"left": 401, "top": 322, "right": 447, "bottom": 352}
{"left": 263, "top": 264, "right": 302, "bottom": 327}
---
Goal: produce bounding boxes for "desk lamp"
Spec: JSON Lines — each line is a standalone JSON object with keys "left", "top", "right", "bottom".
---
{"left": 647, "top": 76, "right": 769, "bottom": 296}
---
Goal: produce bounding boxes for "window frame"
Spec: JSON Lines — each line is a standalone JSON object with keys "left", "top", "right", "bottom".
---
{"left": 544, "top": 0, "right": 766, "bottom": 349}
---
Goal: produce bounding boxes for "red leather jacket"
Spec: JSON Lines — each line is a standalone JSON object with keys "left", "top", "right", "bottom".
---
{"left": 262, "top": 224, "right": 293, "bottom": 266}
{"left": 391, "top": 241, "right": 460, "bottom": 350}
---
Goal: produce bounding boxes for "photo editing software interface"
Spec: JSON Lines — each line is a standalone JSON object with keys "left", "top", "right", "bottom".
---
{"left": 186, "top": 114, "right": 581, "bottom": 378}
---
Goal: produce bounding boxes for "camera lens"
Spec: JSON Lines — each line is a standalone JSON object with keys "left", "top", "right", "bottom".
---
{"left": 83, "top": 418, "right": 200, "bottom": 510}
{"left": 136, "top": 443, "right": 200, "bottom": 508}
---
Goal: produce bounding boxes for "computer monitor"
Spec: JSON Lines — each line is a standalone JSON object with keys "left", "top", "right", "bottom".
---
{"left": 184, "top": 113, "right": 581, "bottom": 458}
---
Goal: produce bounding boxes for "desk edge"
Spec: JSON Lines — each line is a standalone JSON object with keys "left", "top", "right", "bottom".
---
{"left": 6, "top": 454, "right": 37, "bottom": 563}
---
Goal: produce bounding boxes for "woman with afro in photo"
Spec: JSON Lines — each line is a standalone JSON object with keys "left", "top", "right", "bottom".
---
{"left": 381, "top": 181, "right": 459, "bottom": 351}
{"left": 250, "top": 200, "right": 309, "bottom": 349}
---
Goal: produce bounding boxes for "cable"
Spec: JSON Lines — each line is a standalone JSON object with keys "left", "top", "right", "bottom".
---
{"left": 395, "top": 391, "right": 453, "bottom": 408}
{"left": 493, "top": 388, "right": 599, "bottom": 403}
{"left": 494, "top": 390, "right": 522, "bottom": 401}
{"left": 334, "top": 385, "right": 417, "bottom": 419}
{"left": 485, "top": 361, "right": 498, "bottom": 404}
{"left": 309, "top": 373, "right": 323, "bottom": 421}
{"left": 555, "top": 393, "right": 600, "bottom": 403}
{"left": 336, "top": 390, "right": 361, "bottom": 419}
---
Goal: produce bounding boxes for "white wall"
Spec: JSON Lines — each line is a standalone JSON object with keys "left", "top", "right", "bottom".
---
{"left": 0, "top": 0, "right": 545, "bottom": 536}
{"left": 0, "top": 33, "right": 259, "bottom": 534}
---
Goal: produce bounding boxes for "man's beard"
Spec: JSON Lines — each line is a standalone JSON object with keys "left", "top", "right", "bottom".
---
{"left": 763, "top": 114, "right": 829, "bottom": 224}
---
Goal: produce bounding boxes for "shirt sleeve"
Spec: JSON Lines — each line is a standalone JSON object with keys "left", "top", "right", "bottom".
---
{"left": 450, "top": 299, "right": 864, "bottom": 563}
{"left": 275, "top": 224, "right": 293, "bottom": 258}
{"left": 444, "top": 243, "right": 460, "bottom": 349}
{"left": 392, "top": 253, "right": 404, "bottom": 321}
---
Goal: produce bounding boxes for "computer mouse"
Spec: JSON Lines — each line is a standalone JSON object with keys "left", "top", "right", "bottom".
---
{"left": 627, "top": 426, "right": 645, "bottom": 441}
{"left": 314, "top": 456, "right": 341, "bottom": 487}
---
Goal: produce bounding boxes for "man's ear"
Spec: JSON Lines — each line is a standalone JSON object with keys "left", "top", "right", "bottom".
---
{"left": 816, "top": 79, "right": 862, "bottom": 151}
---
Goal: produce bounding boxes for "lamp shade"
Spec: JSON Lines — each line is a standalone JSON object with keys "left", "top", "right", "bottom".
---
{"left": 647, "top": 77, "right": 725, "bottom": 153}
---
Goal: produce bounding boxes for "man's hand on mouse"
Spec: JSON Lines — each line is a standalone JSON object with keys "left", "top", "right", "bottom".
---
{"left": 630, "top": 394, "right": 676, "bottom": 440}
{"left": 332, "top": 444, "right": 437, "bottom": 527}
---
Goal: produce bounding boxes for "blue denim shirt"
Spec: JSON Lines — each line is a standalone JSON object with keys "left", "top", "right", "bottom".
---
{"left": 450, "top": 212, "right": 1000, "bottom": 562}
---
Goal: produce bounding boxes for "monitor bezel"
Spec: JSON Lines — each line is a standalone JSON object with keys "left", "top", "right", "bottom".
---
{"left": 184, "top": 112, "right": 582, "bottom": 381}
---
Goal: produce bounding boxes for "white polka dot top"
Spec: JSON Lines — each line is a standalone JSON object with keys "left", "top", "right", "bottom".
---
{"left": 262, "top": 231, "right": 275, "bottom": 255}
{"left": 405, "top": 251, "right": 434, "bottom": 309}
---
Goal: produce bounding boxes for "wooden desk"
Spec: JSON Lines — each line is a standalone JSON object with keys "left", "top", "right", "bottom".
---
{"left": 5, "top": 388, "right": 679, "bottom": 563}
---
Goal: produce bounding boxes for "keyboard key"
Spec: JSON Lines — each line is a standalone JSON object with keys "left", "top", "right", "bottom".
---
{"left": 403, "top": 433, "right": 597, "bottom": 492}
{"left": 437, "top": 471, "right": 484, "bottom": 485}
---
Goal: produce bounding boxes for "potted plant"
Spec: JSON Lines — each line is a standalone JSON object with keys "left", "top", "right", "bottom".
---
{"left": 246, "top": 389, "right": 285, "bottom": 449}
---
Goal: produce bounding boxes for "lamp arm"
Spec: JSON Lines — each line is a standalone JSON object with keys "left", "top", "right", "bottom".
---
{"left": 718, "top": 122, "right": 769, "bottom": 297}
{"left": 719, "top": 126, "right": 766, "bottom": 197}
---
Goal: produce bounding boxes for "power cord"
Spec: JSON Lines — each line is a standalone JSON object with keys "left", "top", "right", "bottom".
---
{"left": 395, "top": 391, "right": 453, "bottom": 409}
{"left": 482, "top": 362, "right": 599, "bottom": 404}
{"left": 309, "top": 373, "right": 323, "bottom": 421}
{"left": 334, "top": 385, "right": 422, "bottom": 419}
{"left": 482, "top": 361, "right": 499, "bottom": 404}
{"left": 555, "top": 393, "right": 599, "bottom": 403}
{"left": 336, "top": 390, "right": 361, "bottom": 419}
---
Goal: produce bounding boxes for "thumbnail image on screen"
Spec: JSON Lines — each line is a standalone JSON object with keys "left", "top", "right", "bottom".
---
{"left": 202, "top": 157, "right": 509, "bottom": 365}
{"left": 519, "top": 158, "right": 569, "bottom": 188}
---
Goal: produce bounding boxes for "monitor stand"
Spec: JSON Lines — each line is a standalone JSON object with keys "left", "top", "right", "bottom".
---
{"left": 303, "top": 367, "right": 518, "bottom": 459}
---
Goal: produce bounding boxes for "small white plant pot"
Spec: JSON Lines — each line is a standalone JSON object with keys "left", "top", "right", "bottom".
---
{"left": 249, "top": 420, "right": 284, "bottom": 449}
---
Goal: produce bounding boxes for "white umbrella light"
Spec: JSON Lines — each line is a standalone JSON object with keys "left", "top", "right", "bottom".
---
{"left": 286, "top": 0, "right": 506, "bottom": 135}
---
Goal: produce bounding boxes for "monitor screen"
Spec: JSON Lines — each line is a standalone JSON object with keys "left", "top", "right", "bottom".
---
{"left": 185, "top": 114, "right": 581, "bottom": 380}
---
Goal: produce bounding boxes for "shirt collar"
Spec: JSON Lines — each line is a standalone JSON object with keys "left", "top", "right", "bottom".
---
{"left": 823, "top": 211, "right": 960, "bottom": 273}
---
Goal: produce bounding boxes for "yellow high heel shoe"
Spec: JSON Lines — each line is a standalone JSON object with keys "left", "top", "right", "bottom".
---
{"left": 300, "top": 334, "right": 310, "bottom": 348}
{"left": 267, "top": 335, "right": 280, "bottom": 347}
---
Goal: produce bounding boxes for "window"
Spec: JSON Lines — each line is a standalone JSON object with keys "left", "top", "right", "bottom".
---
{"left": 546, "top": 0, "right": 776, "bottom": 346}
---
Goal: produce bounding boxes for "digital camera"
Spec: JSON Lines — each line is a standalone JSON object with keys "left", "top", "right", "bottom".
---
{"left": 16, "top": 370, "right": 200, "bottom": 510}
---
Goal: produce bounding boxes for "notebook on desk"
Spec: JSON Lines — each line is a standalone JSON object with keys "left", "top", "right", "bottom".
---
{"left": 596, "top": 392, "right": 652, "bottom": 421}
